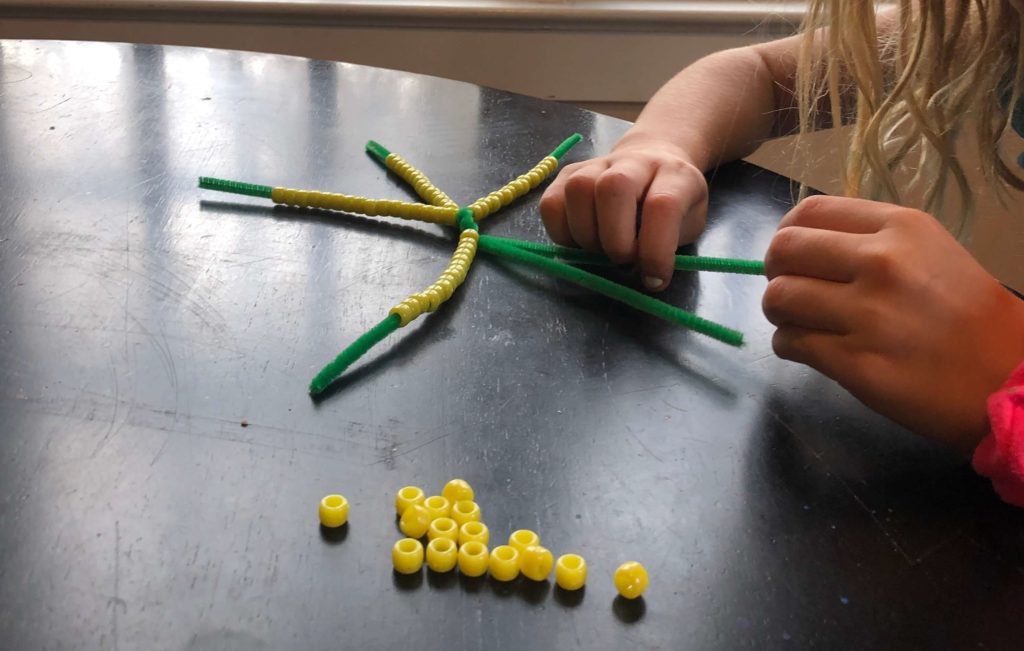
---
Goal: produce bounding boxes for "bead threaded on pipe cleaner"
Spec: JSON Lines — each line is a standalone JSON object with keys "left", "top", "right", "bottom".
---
{"left": 198, "top": 175, "right": 461, "bottom": 224}
{"left": 310, "top": 217, "right": 482, "bottom": 394}
{"left": 477, "top": 235, "right": 745, "bottom": 347}
{"left": 389, "top": 228, "right": 479, "bottom": 326}
{"left": 270, "top": 187, "right": 459, "bottom": 224}
{"left": 468, "top": 156, "right": 558, "bottom": 222}
{"left": 466, "top": 134, "right": 581, "bottom": 222}
{"left": 385, "top": 152, "right": 458, "bottom": 208}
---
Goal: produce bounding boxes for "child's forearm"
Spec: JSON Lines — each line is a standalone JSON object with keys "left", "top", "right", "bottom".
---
{"left": 615, "top": 45, "right": 791, "bottom": 173}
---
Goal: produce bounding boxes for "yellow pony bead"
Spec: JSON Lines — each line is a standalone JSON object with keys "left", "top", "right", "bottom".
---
{"left": 488, "top": 545, "right": 520, "bottom": 582}
{"left": 508, "top": 529, "right": 540, "bottom": 555}
{"left": 384, "top": 153, "right": 458, "bottom": 208}
{"left": 457, "top": 541, "right": 489, "bottom": 578}
{"left": 318, "top": 494, "right": 349, "bottom": 528}
{"left": 458, "top": 521, "right": 489, "bottom": 546}
{"left": 450, "top": 500, "right": 481, "bottom": 526}
{"left": 426, "top": 537, "right": 458, "bottom": 573}
{"left": 395, "top": 486, "right": 425, "bottom": 515}
{"left": 442, "top": 478, "right": 474, "bottom": 504}
{"left": 392, "top": 538, "right": 424, "bottom": 575}
{"left": 427, "top": 517, "right": 459, "bottom": 544}
{"left": 555, "top": 554, "right": 587, "bottom": 591}
{"left": 520, "top": 545, "right": 554, "bottom": 581}
{"left": 423, "top": 495, "right": 451, "bottom": 520}
{"left": 399, "top": 503, "right": 431, "bottom": 538}
{"left": 613, "top": 561, "right": 649, "bottom": 599}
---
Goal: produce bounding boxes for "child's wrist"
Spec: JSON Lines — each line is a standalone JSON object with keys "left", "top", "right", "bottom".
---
{"left": 972, "top": 358, "right": 1024, "bottom": 506}
{"left": 613, "top": 130, "right": 708, "bottom": 170}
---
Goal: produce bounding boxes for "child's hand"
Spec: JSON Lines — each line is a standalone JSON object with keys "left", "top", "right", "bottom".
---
{"left": 539, "top": 140, "right": 709, "bottom": 292}
{"left": 763, "top": 195, "right": 1024, "bottom": 452}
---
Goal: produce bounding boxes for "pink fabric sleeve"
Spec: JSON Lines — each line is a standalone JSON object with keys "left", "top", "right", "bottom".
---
{"left": 972, "top": 361, "right": 1024, "bottom": 507}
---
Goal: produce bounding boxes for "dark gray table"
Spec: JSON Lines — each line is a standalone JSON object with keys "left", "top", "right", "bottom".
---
{"left": 1, "top": 40, "right": 1021, "bottom": 650}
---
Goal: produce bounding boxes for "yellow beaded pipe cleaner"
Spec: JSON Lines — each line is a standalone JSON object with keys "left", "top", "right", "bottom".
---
{"left": 198, "top": 133, "right": 766, "bottom": 397}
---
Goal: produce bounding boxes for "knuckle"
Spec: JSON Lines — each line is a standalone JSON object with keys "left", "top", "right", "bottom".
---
{"left": 771, "top": 328, "right": 801, "bottom": 361}
{"left": 538, "top": 191, "right": 561, "bottom": 218}
{"left": 644, "top": 192, "right": 681, "bottom": 216}
{"left": 564, "top": 173, "right": 596, "bottom": 199}
{"left": 763, "top": 226, "right": 800, "bottom": 275}
{"left": 678, "top": 211, "right": 706, "bottom": 245}
{"left": 594, "top": 170, "right": 635, "bottom": 198}
{"left": 761, "top": 277, "right": 790, "bottom": 318}
{"left": 781, "top": 194, "right": 826, "bottom": 227}
{"left": 761, "top": 274, "right": 790, "bottom": 313}
{"left": 604, "top": 242, "right": 636, "bottom": 264}
{"left": 657, "top": 157, "right": 690, "bottom": 178}
{"left": 859, "top": 244, "right": 899, "bottom": 279}
{"left": 771, "top": 226, "right": 802, "bottom": 253}
{"left": 687, "top": 173, "right": 710, "bottom": 204}
{"left": 798, "top": 194, "right": 829, "bottom": 214}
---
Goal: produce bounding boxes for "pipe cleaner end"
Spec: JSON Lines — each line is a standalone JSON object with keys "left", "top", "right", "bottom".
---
{"left": 552, "top": 133, "right": 584, "bottom": 160}
{"left": 308, "top": 379, "right": 327, "bottom": 397}
{"left": 198, "top": 176, "right": 273, "bottom": 198}
{"left": 366, "top": 140, "right": 391, "bottom": 163}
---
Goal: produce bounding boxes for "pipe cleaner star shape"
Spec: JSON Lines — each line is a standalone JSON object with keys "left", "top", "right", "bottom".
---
{"left": 199, "top": 134, "right": 764, "bottom": 397}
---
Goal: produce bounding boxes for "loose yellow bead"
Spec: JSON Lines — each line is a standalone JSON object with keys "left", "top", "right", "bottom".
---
{"left": 458, "top": 521, "right": 489, "bottom": 546}
{"left": 555, "top": 553, "right": 587, "bottom": 591}
{"left": 451, "top": 500, "right": 481, "bottom": 526}
{"left": 423, "top": 495, "right": 451, "bottom": 520}
{"left": 520, "top": 545, "right": 554, "bottom": 581}
{"left": 399, "top": 503, "right": 431, "bottom": 538}
{"left": 318, "top": 494, "right": 349, "bottom": 528}
{"left": 426, "top": 537, "right": 458, "bottom": 573}
{"left": 509, "top": 529, "right": 540, "bottom": 555}
{"left": 427, "top": 517, "right": 459, "bottom": 544}
{"left": 442, "top": 479, "right": 474, "bottom": 504}
{"left": 489, "top": 545, "right": 520, "bottom": 582}
{"left": 458, "top": 541, "right": 489, "bottom": 578}
{"left": 395, "top": 486, "right": 425, "bottom": 515}
{"left": 613, "top": 561, "right": 649, "bottom": 599}
{"left": 392, "top": 538, "right": 424, "bottom": 575}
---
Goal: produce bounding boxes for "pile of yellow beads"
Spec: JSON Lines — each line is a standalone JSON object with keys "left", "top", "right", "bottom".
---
{"left": 322, "top": 482, "right": 647, "bottom": 602}
{"left": 389, "top": 478, "right": 590, "bottom": 592}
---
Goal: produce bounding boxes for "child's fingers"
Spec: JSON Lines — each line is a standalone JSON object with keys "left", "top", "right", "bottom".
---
{"left": 780, "top": 194, "right": 888, "bottom": 233}
{"left": 595, "top": 161, "right": 649, "bottom": 264}
{"left": 539, "top": 177, "right": 574, "bottom": 246}
{"left": 771, "top": 324, "right": 850, "bottom": 380}
{"left": 764, "top": 226, "right": 863, "bottom": 282}
{"left": 636, "top": 168, "right": 702, "bottom": 291}
{"left": 563, "top": 166, "right": 605, "bottom": 252}
{"left": 762, "top": 275, "right": 854, "bottom": 334}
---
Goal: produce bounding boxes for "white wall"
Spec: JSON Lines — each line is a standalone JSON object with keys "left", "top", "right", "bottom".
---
{"left": 0, "top": 1, "right": 799, "bottom": 115}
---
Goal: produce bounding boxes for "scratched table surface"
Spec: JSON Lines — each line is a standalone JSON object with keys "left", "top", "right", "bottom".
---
{"left": 1, "top": 40, "right": 1022, "bottom": 651}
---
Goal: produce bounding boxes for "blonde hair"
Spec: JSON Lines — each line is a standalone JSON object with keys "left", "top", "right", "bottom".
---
{"left": 796, "top": 0, "right": 1024, "bottom": 236}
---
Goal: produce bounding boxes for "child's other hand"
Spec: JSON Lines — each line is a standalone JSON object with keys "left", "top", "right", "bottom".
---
{"left": 763, "top": 195, "right": 1024, "bottom": 452}
{"left": 539, "top": 139, "right": 708, "bottom": 292}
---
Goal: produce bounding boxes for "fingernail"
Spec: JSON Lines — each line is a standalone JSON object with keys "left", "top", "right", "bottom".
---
{"left": 642, "top": 276, "right": 663, "bottom": 290}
